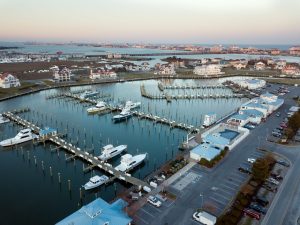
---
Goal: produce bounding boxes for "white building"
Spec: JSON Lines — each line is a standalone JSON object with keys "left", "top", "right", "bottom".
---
{"left": 193, "top": 65, "right": 224, "bottom": 77}
{"left": 233, "top": 63, "right": 247, "bottom": 70}
{"left": 254, "top": 62, "right": 266, "bottom": 70}
{"left": 89, "top": 68, "right": 117, "bottom": 80}
{"left": 0, "top": 73, "right": 21, "bottom": 88}
{"left": 155, "top": 64, "right": 176, "bottom": 75}
{"left": 53, "top": 67, "right": 71, "bottom": 82}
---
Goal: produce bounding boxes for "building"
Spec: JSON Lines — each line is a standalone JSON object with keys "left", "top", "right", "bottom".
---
{"left": 155, "top": 64, "right": 176, "bottom": 75}
{"left": 90, "top": 68, "right": 117, "bottom": 80}
{"left": 56, "top": 198, "right": 132, "bottom": 225}
{"left": 227, "top": 113, "right": 250, "bottom": 127}
{"left": 239, "top": 109, "right": 264, "bottom": 124}
{"left": 193, "top": 65, "right": 224, "bottom": 77}
{"left": 190, "top": 143, "right": 221, "bottom": 161}
{"left": 282, "top": 65, "right": 300, "bottom": 76}
{"left": 275, "top": 60, "right": 287, "bottom": 70}
{"left": 210, "top": 45, "right": 223, "bottom": 53}
{"left": 203, "top": 133, "right": 230, "bottom": 149}
{"left": 289, "top": 46, "right": 300, "bottom": 56}
{"left": 107, "top": 53, "right": 122, "bottom": 59}
{"left": 240, "top": 102, "right": 268, "bottom": 117}
{"left": 233, "top": 63, "right": 247, "bottom": 70}
{"left": 0, "top": 73, "right": 21, "bottom": 88}
{"left": 270, "top": 49, "right": 281, "bottom": 55}
{"left": 52, "top": 67, "right": 71, "bottom": 82}
{"left": 237, "top": 79, "right": 266, "bottom": 90}
{"left": 254, "top": 62, "right": 266, "bottom": 70}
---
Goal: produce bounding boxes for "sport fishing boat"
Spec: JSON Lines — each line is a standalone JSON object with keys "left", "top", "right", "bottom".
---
{"left": 87, "top": 101, "right": 107, "bottom": 113}
{"left": 0, "top": 114, "right": 9, "bottom": 124}
{"left": 79, "top": 90, "right": 99, "bottom": 100}
{"left": 202, "top": 113, "right": 217, "bottom": 128}
{"left": 124, "top": 101, "right": 141, "bottom": 110}
{"left": 112, "top": 108, "right": 132, "bottom": 122}
{"left": 98, "top": 144, "right": 127, "bottom": 161}
{"left": 115, "top": 153, "right": 147, "bottom": 172}
{"left": 0, "top": 129, "right": 38, "bottom": 147}
{"left": 83, "top": 175, "right": 109, "bottom": 190}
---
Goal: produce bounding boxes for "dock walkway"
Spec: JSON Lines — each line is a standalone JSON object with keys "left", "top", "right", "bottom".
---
{"left": 2, "top": 110, "right": 151, "bottom": 190}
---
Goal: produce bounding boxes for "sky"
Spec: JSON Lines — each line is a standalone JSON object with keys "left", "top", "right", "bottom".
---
{"left": 0, "top": 0, "right": 300, "bottom": 44}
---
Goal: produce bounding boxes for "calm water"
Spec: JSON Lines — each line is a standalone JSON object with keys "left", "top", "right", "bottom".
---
{"left": 0, "top": 79, "right": 246, "bottom": 225}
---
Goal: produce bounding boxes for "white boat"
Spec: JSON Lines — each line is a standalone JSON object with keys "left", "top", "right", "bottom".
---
{"left": 79, "top": 90, "right": 99, "bottom": 100}
{"left": 115, "top": 153, "right": 147, "bottom": 172}
{"left": 124, "top": 101, "right": 141, "bottom": 110}
{"left": 87, "top": 101, "right": 107, "bottom": 113}
{"left": 112, "top": 108, "right": 132, "bottom": 122}
{"left": 98, "top": 144, "right": 127, "bottom": 161}
{"left": 202, "top": 113, "right": 217, "bottom": 128}
{"left": 0, "top": 129, "right": 38, "bottom": 147}
{"left": 83, "top": 175, "right": 109, "bottom": 190}
{"left": 0, "top": 114, "right": 9, "bottom": 124}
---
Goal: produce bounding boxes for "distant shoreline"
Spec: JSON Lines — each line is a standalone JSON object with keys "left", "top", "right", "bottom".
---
{"left": 0, "top": 46, "right": 21, "bottom": 50}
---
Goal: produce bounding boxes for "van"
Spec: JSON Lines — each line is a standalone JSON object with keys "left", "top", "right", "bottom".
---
{"left": 254, "top": 196, "right": 269, "bottom": 207}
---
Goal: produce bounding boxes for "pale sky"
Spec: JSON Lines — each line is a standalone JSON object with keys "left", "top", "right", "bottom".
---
{"left": 0, "top": 0, "right": 299, "bottom": 44}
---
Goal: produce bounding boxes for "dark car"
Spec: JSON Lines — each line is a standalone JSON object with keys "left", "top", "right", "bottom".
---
{"left": 277, "top": 160, "right": 290, "bottom": 167}
{"left": 262, "top": 183, "right": 278, "bottom": 192}
{"left": 238, "top": 166, "right": 252, "bottom": 174}
{"left": 249, "top": 203, "right": 267, "bottom": 215}
{"left": 270, "top": 173, "right": 283, "bottom": 181}
{"left": 253, "top": 196, "right": 269, "bottom": 207}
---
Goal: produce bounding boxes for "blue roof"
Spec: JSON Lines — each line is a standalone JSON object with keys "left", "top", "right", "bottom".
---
{"left": 203, "top": 133, "right": 230, "bottom": 147}
{"left": 261, "top": 92, "right": 275, "bottom": 98}
{"left": 240, "top": 109, "right": 264, "bottom": 118}
{"left": 230, "top": 113, "right": 249, "bottom": 121}
{"left": 245, "top": 79, "right": 261, "bottom": 84}
{"left": 56, "top": 198, "right": 132, "bottom": 225}
{"left": 191, "top": 143, "right": 221, "bottom": 161}
{"left": 244, "top": 102, "right": 268, "bottom": 110}
{"left": 39, "top": 127, "right": 57, "bottom": 135}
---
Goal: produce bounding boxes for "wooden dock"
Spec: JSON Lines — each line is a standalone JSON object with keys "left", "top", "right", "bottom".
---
{"left": 158, "top": 83, "right": 226, "bottom": 91}
{"left": 1, "top": 110, "right": 152, "bottom": 191}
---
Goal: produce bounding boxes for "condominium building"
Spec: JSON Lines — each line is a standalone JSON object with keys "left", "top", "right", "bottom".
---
{"left": 193, "top": 65, "right": 224, "bottom": 76}
{"left": 0, "top": 73, "right": 21, "bottom": 88}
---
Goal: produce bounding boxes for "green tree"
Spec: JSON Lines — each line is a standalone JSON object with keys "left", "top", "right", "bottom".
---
{"left": 252, "top": 158, "right": 269, "bottom": 181}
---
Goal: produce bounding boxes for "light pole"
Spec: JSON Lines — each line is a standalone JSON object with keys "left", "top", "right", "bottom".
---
{"left": 200, "top": 193, "right": 203, "bottom": 209}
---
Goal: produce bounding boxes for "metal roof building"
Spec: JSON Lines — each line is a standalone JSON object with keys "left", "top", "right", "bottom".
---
{"left": 56, "top": 198, "right": 132, "bottom": 225}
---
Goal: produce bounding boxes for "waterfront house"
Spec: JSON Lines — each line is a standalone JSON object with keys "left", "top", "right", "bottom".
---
{"left": 282, "top": 65, "right": 300, "bottom": 76}
{"left": 233, "top": 63, "right": 247, "bottom": 70}
{"left": 254, "top": 62, "right": 266, "bottom": 71}
{"left": 237, "top": 79, "right": 266, "bottom": 90}
{"left": 239, "top": 109, "right": 264, "bottom": 124}
{"left": 56, "top": 198, "right": 132, "bottom": 225}
{"left": 275, "top": 60, "right": 287, "bottom": 70}
{"left": 203, "top": 133, "right": 230, "bottom": 150}
{"left": 270, "top": 49, "right": 281, "bottom": 55}
{"left": 190, "top": 143, "right": 221, "bottom": 161}
{"left": 0, "top": 73, "right": 21, "bottom": 88}
{"left": 155, "top": 64, "right": 176, "bottom": 75}
{"left": 240, "top": 102, "right": 268, "bottom": 117}
{"left": 52, "top": 67, "right": 71, "bottom": 82}
{"left": 289, "top": 46, "right": 300, "bottom": 56}
{"left": 89, "top": 68, "right": 117, "bottom": 80}
{"left": 193, "top": 65, "right": 224, "bottom": 77}
{"left": 258, "top": 92, "right": 284, "bottom": 113}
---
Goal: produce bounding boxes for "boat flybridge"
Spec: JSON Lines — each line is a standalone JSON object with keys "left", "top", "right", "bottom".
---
{"left": 79, "top": 90, "right": 99, "bottom": 100}
{"left": 98, "top": 144, "right": 127, "bottom": 161}
{"left": 83, "top": 175, "right": 109, "bottom": 190}
{"left": 87, "top": 101, "right": 107, "bottom": 113}
{"left": 0, "top": 114, "right": 10, "bottom": 124}
{"left": 0, "top": 129, "right": 38, "bottom": 147}
{"left": 115, "top": 153, "right": 147, "bottom": 172}
{"left": 124, "top": 101, "right": 141, "bottom": 110}
{"left": 112, "top": 108, "right": 132, "bottom": 122}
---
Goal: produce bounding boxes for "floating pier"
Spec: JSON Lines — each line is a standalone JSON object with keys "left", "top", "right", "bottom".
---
{"left": 1, "top": 110, "right": 152, "bottom": 191}
{"left": 158, "top": 82, "right": 226, "bottom": 91}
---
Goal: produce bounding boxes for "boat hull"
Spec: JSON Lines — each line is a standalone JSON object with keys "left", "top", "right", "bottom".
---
{"left": 112, "top": 114, "right": 132, "bottom": 122}
{"left": 0, "top": 137, "right": 34, "bottom": 147}
{"left": 98, "top": 145, "right": 127, "bottom": 161}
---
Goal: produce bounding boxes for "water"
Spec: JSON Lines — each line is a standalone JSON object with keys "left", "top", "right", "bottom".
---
{"left": 0, "top": 79, "right": 246, "bottom": 225}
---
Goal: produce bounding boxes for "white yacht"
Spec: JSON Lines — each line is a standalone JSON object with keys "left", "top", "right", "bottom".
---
{"left": 87, "top": 101, "right": 107, "bottom": 113}
{"left": 0, "top": 129, "right": 38, "bottom": 147}
{"left": 79, "top": 90, "right": 99, "bottom": 100}
{"left": 83, "top": 175, "right": 109, "bottom": 190}
{"left": 124, "top": 101, "right": 141, "bottom": 110}
{"left": 115, "top": 153, "right": 147, "bottom": 172}
{"left": 112, "top": 108, "right": 132, "bottom": 122}
{"left": 202, "top": 113, "right": 217, "bottom": 128}
{"left": 98, "top": 144, "right": 127, "bottom": 161}
{"left": 0, "top": 114, "right": 9, "bottom": 124}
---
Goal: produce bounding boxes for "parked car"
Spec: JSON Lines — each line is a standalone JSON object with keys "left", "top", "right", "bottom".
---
{"left": 249, "top": 203, "right": 267, "bottom": 215}
{"left": 276, "top": 127, "right": 284, "bottom": 131}
{"left": 272, "top": 132, "right": 282, "bottom": 138}
{"left": 276, "top": 112, "right": 281, "bottom": 117}
{"left": 277, "top": 160, "right": 290, "bottom": 167}
{"left": 193, "top": 211, "right": 217, "bottom": 225}
{"left": 273, "top": 129, "right": 282, "bottom": 134}
{"left": 270, "top": 173, "right": 283, "bottom": 181}
{"left": 266, "top": 177, "right": 280, "bottom": 185}
{"left": 147, "top": 195, "right": 162, "bottom": 207}
{"left": 247, "top": 158, "right": 256, "bottom": 164}
{"left": 238, "top": 166, "right": 252, "bottom": 174}
{"left": 243, "top": 208, "right": 261, "bottom": 220}
{"left": 253, "top": 196, "right": 269, "bottom": 207}
{"left": 262, "top": 183, "right": 278, "bottom": 192}
{"left": 244, "top": 124, "right": 256, "bottom": 130}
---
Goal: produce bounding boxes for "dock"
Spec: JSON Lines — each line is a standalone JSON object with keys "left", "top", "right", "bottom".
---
{"left": 1, "top": 110, "right": 152, "bottom": 191}
{"left": 158, "top": 82, "right": 226, "bottom": 91}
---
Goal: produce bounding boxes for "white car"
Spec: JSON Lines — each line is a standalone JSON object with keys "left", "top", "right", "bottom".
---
{"left": 247, "top": 158, "right": 256, "bottom": 164}
{"left": 147, "top": 195, "right": 162, "bottom": 207}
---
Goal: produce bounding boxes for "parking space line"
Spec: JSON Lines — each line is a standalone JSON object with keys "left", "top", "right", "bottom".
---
{"left": 209, "top": 196, "right": 227, "bottom": 205}
{"left": 218, "top": 187, "right": 234, "bottom": 196}
{"left": 225, "top": 181, "right": 240, "bottom": 188}
{"left": 140, "top": 208, "right": 155, "bottom": 218}
{"left": 134, "top": 214, "right": 150, "bottom": 225}
{"left": 231, "top": 172, "right": 248, "bottom": 179}
{"left": 217, "top": 189, "right": 233, "bottom": 197}
{"left": 213, "top": 192, "right": 231, "bottom": 201}
{"left": 146, "top": 204, "right": 163, "bottom": 212}
{"left": 220, "top": 183, "right": 236, "bottom": 192}
{"left": 228, "top": 177, "right": 244, "bottom": 184}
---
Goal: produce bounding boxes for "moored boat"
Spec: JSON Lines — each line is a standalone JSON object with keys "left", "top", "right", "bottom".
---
{"left": 124, "top": 101, "right": 141, "bottom": 110}
{"left": 0, "top": 129, "right": 38, "bottom": 147}
{"left": 83, "top": 175, "right": 109, "bottom": 190}
{"left": 115, "top": 153, "right": 147, "bottom": 172}
{"left": 98, "top": 144, "right": 127, "bottom": 161}
{"left": 79, "top": 90, "right": 99, "bottom": 100}
{"left": 87, "top": 101, "right": 107, "bottom": 113}
{"left": 0, "top": 114, "right": 10, "bottom": 124}
{"left": 202, "top": 113, "right": 217, "bottom": 128}
{"left": 112, "top": 108, "right": 132, "bottom": 122}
